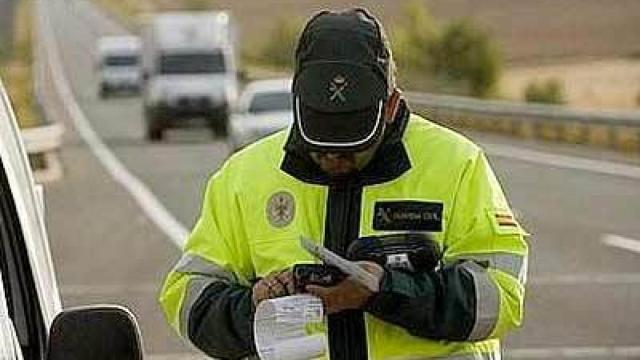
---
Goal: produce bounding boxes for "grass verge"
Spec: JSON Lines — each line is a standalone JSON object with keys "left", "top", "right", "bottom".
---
{"left": 0, "top": 0, "right": 40, "bottom": 128}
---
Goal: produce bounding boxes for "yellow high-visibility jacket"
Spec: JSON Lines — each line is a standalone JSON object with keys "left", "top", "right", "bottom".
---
{"left": 160, "top": 105, "right": 528, "bottom": 360}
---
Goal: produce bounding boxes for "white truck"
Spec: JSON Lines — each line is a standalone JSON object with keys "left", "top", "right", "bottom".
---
{"left": 141, "top": 12, "right": 238, "bottom": 141}
{"left": 96, "top": 36, "right": 142, "bottom": 98}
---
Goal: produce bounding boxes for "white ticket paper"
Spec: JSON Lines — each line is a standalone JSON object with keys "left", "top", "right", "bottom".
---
{"left": 254, "top": 295, "right": 326, "bottom": 360}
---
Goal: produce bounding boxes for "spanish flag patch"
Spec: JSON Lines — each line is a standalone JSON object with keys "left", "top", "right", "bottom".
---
{"left": 495, "top": 212, "right": 518, "bottom": 227}
{"left": 487, "top": 209, "right": 525, "bottom": 235}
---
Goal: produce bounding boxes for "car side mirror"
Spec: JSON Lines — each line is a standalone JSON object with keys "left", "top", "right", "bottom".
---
{"left": 46, "top": 305, "right": 144, "bottom": 360}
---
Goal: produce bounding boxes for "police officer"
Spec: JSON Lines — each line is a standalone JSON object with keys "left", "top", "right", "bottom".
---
{"left": 160, "top": 8, "right": 528, "bottom": 360}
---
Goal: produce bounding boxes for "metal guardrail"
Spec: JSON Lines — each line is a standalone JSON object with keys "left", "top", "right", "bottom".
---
{"left": 406, "top": 92, "right": 640, "bottom": 126}
{"left": 405, "top": 91, "right": 640, "bottom": 153}
{"left": 21, "top": 123, "right": 64, "bottom": 154}
{"left": 20, "top": 123, "right": 65, "bottom": 182}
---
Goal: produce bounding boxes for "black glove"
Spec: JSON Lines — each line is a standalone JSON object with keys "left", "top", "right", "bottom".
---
{"left": 292, "top": 264, "right": 346, "bottom": 293}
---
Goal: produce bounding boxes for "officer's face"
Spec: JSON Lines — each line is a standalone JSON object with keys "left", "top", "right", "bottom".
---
{"left": 310, "top": 142, "right": 380, "bottom": 177}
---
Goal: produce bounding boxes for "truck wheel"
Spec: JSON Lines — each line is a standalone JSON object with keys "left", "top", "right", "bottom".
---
{"left": 145, "top": 110, "right": 165, "bottom": 142}
{"left": 99, "top": 84, "right": 109, "bottom": 99}
{"left": 147, "top": 125, "right": 164, "bottom": 142}
{"left": 209, "top": 109, "right": 229, "bottom": 138}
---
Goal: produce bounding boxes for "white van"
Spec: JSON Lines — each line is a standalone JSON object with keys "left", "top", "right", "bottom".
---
{"left": 96, "top": 36, "right": 142, "bottom": 98}
{"left": 141, "top": 12, "right": 239, "bottom": 141}
{"left": 0, "top": 80, "right": 143, "bottom": 358}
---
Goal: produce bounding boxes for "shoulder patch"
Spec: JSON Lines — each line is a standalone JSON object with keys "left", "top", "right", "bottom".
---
{"left": 266, "top": 191, "right": 296, "bottom": 228}
{"left": 487, "top": 209, "right": 526, "bottom": 235}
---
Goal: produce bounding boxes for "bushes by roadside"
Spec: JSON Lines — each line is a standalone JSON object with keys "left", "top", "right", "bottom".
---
{"left": 0, "top": 0, "right": 40, "bottom": 128}
{"left": 391, "top": 2, "right": 502, "bottom": 98}
{"left": 524, "top": 78, "right": 566, "bottom": 105}
{"left": 428, "top": 19, "right": 502, "bottom": 98}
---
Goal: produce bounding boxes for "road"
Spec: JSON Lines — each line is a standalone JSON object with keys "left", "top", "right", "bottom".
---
{"left": 43, "top": 0, "right": 640, "bottom": 358}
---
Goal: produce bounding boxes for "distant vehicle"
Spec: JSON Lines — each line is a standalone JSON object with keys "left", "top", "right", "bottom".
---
{"left": 141, "top": 11, "right": 239, "bottom": 141}
{"left": 228, "top": 78, "right": 293, "bottom": 151}
{"left": 0, "top": 81, "right": 143, "bottom": 359}
{"left": 96, "top": 36, "right": 142, "bottom": 98}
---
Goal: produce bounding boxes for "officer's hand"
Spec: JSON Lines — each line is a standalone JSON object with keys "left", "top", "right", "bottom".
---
{"left": 251, "top": 270, "right": 296, "bottom": 307}
{"left": 305, "top": 261, "right": 384, "bottom": 315}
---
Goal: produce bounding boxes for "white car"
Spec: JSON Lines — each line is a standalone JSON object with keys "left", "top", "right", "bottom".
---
{"left": 228, "top": 78, "right": 293, "bottom": 150}
{"left": 0, "top": 81, "right": 143, "bottom": 359}
{"left": 96, "top": 36, "right": 142, "bottom": 98}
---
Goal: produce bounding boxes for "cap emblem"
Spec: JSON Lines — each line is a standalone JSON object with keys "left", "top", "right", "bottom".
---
{"left": 328, "top": 74, "right": 348, "bottom": 103}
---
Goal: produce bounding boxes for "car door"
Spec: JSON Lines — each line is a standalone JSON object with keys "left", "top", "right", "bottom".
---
{"left": 0, "top": 262, "right": 25, "bottom": 360}
{"left": 2, "top": 77, "right": 145, "bottom": 360}
{"left": 0, "top": 80, "right": 61, "bottom": 360}
{"left": 0, "top": 155, "right": 47, "bottom": 359}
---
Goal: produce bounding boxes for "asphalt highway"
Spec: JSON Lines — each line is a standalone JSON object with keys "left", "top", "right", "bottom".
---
{"left": 43, "top": 0, "right": 640, "bottom": 358}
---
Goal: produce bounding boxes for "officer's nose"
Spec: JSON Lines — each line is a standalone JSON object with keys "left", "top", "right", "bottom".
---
{"left": 323, "top": 153, "right": 348, "bottom": 161}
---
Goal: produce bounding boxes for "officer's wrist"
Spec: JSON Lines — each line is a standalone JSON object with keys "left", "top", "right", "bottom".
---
{"left": 362, "top": 267, "right": 395, "bottom": 313}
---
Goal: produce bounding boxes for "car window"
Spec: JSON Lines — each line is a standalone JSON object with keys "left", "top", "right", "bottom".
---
{"left": 158, "top": 51, "right": 226, "bottom": 74}
{"left": 248, "top": 91, "right": 292, "bottom": 114}
{"left": 0, "top": 158, "right": 46, "bottom": 360}
{"left": 103, "top": 55, "right": 138, "bottom": 67}
{"left": 0, "top": 271, "right": 23, "bottom": 359}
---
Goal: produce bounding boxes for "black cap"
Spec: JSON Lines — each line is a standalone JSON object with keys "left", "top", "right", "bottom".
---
{"left": 293, "top": 9, "right": 390, "bottom": 152}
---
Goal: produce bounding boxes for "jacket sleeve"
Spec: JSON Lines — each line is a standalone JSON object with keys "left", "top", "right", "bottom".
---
{"left": 365, "top": 150, "right": 528, "bottom": 341}
{"left": 159, "top": 163, "right": 256, "bottom": 359}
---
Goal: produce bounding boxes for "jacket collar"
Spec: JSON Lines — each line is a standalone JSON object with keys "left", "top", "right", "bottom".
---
{"left": 280, "top": 99, "right": 412, "bottom": 186}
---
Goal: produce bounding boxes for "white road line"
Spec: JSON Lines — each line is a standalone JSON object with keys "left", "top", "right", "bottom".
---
{"left": 531, "top": 272, "right": 640, "bottom": 286}
{"left": 601, "top": 233, "right": 640, "bottom": 254}
{"left": 507, "top": 346, "right": 640, "bottom": 358}
{"left": 40, "top": 1, "right": 188, "bottom": 248}
{"left": 483, "top": 142, "right": 640, "bottom": 180}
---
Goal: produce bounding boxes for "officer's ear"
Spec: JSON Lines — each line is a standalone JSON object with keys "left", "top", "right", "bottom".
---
{"left": 384, "top": 88, "right": 402, "bottom": 124}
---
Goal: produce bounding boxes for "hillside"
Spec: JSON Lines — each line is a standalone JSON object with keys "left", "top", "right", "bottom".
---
{"left": 99, "top": 0, "right": 640, "bottom": 65}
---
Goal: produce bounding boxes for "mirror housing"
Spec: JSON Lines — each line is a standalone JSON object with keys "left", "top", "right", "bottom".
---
{"left": 46, "top": 305, "right": 143, "bottom": 360}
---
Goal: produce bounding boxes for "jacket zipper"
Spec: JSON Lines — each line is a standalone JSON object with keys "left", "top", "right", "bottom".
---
{"left": 325, "top": 181, "right": 368, "bottom": 360}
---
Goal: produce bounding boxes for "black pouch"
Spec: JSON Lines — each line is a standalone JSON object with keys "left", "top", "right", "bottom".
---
{"left": 346, "top": 233, "right": 441, "bottom": 272}
{"left": 292, "top": 264, "right": 347, "bottom": 292}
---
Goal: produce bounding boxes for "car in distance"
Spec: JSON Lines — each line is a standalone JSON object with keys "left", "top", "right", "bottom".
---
{"left": 96, "top": 36, "right": 142, "bottom": 98}
{"left": 228, "top": 78, "right": 293, "bottom": 151}
{"left": 0, "top": 80, "right": 143, "bottom": 359}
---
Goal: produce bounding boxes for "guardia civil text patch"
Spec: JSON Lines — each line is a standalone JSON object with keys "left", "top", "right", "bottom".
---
{"left": 373, "top": 201, "right": 443, "bottom": 231}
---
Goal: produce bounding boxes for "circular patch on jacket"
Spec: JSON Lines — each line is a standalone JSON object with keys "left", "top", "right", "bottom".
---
{"left": 266, "top": 191, "right": 295, "bottom": 228}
